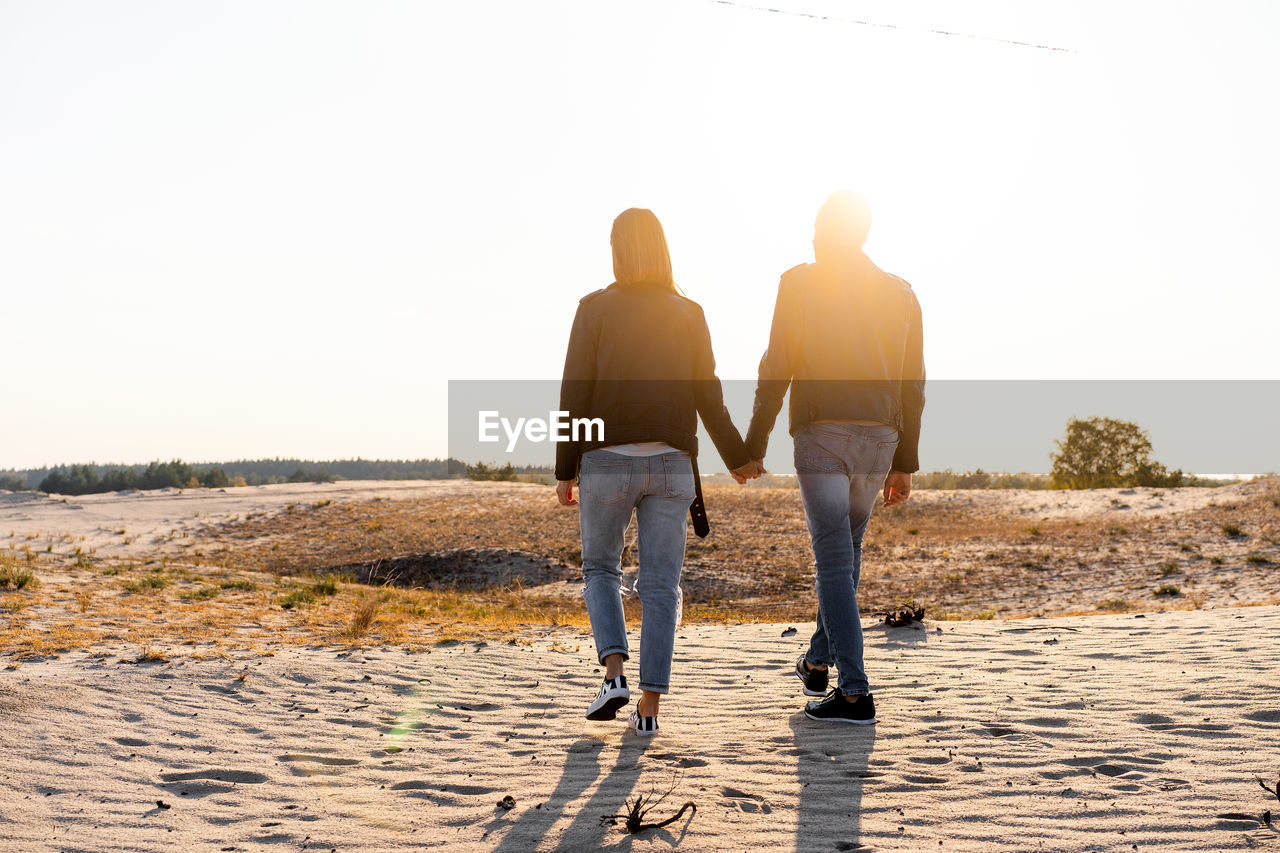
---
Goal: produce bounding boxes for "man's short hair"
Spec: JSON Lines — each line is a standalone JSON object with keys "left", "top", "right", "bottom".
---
{"left": 814, "top": 191, "right": 872, "bottom": 257}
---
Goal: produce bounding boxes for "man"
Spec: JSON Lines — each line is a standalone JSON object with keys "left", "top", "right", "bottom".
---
{"left": 745, "top": 191, "right": 925, "bottom": 725}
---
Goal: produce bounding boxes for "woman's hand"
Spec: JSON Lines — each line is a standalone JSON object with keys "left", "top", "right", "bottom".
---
{"left": 556, "top": 479, "right": 579, "bottom": 506}
{"left": 731, "top": 460, "right": 766, "bottom": 484}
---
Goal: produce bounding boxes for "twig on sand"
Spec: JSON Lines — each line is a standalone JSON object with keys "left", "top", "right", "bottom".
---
{"left": 876, "top": 599, "right": 926, "bottom": 627}
{"left": 600, "top": 775, "right": 697, "bottom": 834}
{"left": 1257, "top": 775, "right": 1280, "bottom": 803}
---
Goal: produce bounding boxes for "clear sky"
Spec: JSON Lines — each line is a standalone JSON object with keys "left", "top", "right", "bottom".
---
{"left": 3, "top": 1, "right": 1278, "bottom": 470}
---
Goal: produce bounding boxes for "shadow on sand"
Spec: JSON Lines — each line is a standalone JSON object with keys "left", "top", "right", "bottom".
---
{"left": 791, "top": 710, "right": 876, "bottom": 853}
{"left": 490, "top": 733, "right": 686, "bottom": 851}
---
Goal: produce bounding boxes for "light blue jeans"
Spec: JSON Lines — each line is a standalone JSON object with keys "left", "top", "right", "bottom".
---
{"left": 578, "top": 448, "right": 695, "bottom": 694}
{"left": 795, "top": 421, "right": 899, "bottom": 696}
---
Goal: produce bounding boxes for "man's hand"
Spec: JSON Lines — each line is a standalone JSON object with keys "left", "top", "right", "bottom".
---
{"left": 556, "top": 480, "right": 578, "bottom": 506}
{"left": 731, "top": 460, "right": 766, "bottom": 484}
{"left": 883, "top": 471, "right": 911, "bottom": 506}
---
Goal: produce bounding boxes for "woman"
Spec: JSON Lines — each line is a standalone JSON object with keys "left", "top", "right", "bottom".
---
{"left": 555, "top": 208, "right": 761, "bottom": 736}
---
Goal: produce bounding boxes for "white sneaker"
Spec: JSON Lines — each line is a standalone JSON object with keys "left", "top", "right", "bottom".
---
{"left": 627, "top": 704, "right": 658, "bottom": 737}
{"left": 586, "top": 675, "right": 630, "bottom": 721}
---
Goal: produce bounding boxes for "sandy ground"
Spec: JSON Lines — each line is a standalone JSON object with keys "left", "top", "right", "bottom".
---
{"left": 0, "top": 480, "right": 486, "bottom": 558}
{"left": 3, "top": 607, "right": 1279, "bottom": 852}
{"left": 3, "top": 479, "right": 1263, "bottom": 560}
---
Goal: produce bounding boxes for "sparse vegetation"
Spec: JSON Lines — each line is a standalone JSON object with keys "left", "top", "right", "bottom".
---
{"left": 346, "top": 596, "right": 381, "bottom": 640}
{"left": 1154, "top": 584, "right": 1181, "bottom": 597}
{"left": 0, "top": 556, "right": 38, "bottom": 590}
{"left": 1222, "top": 522, "right": 1244, "bottom": 537}
{"left": 123, "top": 575, "right": 168, "bottom": 593}
{"left": 179, "top": 586, "right": 220, "bottom": 601}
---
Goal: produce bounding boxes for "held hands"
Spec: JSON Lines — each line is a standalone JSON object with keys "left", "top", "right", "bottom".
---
{"left": 556, "top": 479, "right": 578, "bottom": 506}
{"left": 731, "top": 460, "right": 767, "bottom": 485}
{"left": 883, "top": 470, "right": 912, "bottom": 506}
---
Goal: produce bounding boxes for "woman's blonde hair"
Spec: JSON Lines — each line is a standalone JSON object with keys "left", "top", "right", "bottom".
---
{"left": 610, "top": 208, "right": 677, "bottom": 292}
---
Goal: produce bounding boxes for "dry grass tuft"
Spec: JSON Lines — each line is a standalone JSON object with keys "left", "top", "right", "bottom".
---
{"left": 346, "top": 596, "right": 381, "bottom": 641}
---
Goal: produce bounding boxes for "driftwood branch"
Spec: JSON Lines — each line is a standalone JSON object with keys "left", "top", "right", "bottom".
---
{"left": 600, "top": 775, "right": 697, "bottom": 834}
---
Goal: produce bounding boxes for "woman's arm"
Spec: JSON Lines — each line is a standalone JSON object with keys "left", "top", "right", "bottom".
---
{"left": 689, "top": 306, "right": 752, "bottom": 473}
{"left": 555, "top": 300, "right": 597, "bottom": 493}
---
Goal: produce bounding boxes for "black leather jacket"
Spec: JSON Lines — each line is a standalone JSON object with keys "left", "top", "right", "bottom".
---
{"left": 555, "top": 281, "right": 750, "bottom": 482}
{"left": 744, "top": 252, "right": 925, "bottom": 472}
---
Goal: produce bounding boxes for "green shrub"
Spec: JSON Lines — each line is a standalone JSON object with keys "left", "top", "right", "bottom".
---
{"left": 219, "top": 579, "right": 258, "bottom": 591}
{"left": 1154, "top": 584, "right": 1181, "bottom": 597}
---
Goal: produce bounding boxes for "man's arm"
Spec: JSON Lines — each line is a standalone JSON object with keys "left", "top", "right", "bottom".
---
{"left": 891, "top": 289, "right": 925, "bottom": 474}
{"left": 744, "top": 274, "right": 801, "bottom": 461}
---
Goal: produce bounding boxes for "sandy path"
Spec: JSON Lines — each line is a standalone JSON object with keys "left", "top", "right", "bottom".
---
{"left": 3, "top": 607, "right": 1278, "bottom": 852}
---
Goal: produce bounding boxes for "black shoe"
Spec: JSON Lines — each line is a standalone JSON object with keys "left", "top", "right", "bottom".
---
{"left": 794, "top": 656, "right": 829, "bottom": 697}
{"left": 804, "top": 689, "right": 876, "bottom": 725}
{"left": 586, "top": 675, "right": 630, "bottom": 720}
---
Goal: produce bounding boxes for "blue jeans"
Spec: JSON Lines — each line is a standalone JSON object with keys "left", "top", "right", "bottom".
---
{"left": 578, "top": 448, "right": 694, "bottom": 694}
{"left": 794, "top": 421, "right": 899, "bottom": 695}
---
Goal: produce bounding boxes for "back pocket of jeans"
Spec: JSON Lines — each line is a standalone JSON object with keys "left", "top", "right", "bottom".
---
{"left": 663, "top": 455, "right": 695, "bottom": 500}
{"left": 795, "top": 433, "right": 845, "bottom": 474}
{"left": 581, "top": 453, "right": 632, "bottom": 504}
{"left": 867, "top": 438, "right": 898, "bottom": 481}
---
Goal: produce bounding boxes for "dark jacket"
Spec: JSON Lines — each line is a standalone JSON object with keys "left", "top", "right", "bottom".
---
{"left": 555, "top": 281, "right": 750, "bottom": 482}
{"left": 744, "top": 252, "right": 925, "bottom": 472}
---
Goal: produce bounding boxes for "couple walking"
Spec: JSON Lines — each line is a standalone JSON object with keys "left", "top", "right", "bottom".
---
{"left": 554, "top": 192, "right": 925, "bottom": 736}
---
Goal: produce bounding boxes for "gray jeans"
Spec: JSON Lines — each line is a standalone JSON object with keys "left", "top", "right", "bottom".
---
{"left": 794, "top": 421, "right": 898, "bottom": 695}
{"left": 577, "top": 448, "right": 694, "bottom": 693}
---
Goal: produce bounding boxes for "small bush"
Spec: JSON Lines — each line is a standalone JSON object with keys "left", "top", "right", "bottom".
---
{"left": 180, "top": 586, "right": 220, "bottom": 601}
{"left": 279, "top": 589, "right": 315, "bottom": 609}
{"left": 313, "top": 575, "right": 339, "bottom": 596}
{"left": 219, "top": 579, "right": 258, "bottom": 592}
{"left": 0, "top": 561, "right": 37, "bottom": 590}
{"left": 1154, "top": 584, "right": 1181, "bottom": 597}
{"left": 1159, "top": 560, "right": 1180, "bottom": 577}
{"left": 346, "top": 597, "right": 380, "bottom": 640}
{"left": 1096, "top": 598, "right": 1130, "bottom": 612}
{"left": 1208, "top": 555, "right": 1225, "bottom": 565}
{"left": 1222, "top": 522, "right": 1243, "bottom": 537}
{"left": 1244, "top": 553, "right": 1271, "bottom": 565}
{"left": 124, "top": 575, "right": 167, "bottom": 593}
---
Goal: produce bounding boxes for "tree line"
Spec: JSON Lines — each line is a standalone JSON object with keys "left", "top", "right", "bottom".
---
{"left": 3, "top": 458, "right": 474, "bottom": 495}
{"left": 0, "top": 418, "right": 1253, "bottom": 494}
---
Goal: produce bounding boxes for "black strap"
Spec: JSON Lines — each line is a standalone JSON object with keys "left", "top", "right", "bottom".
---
{"left": 689, "top": 455, "right": 709, "bottom": 538}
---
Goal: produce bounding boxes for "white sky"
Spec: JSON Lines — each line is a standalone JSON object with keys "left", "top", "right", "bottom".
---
{"left": 3, "top": 1, "right": 1278, "bottom": 470}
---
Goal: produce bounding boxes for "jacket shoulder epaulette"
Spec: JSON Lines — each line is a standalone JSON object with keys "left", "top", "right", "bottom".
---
{"left": 579, "top": 287, "right": 608, "bottom": 305}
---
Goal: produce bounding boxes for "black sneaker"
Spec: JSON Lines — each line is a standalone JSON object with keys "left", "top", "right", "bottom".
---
{"left": 627, "top": 703, "right": 658, "bottom": 737}
{"left": 586, "top": 675, "right": 630, "bottom": 721}
{"left": 794, "top": 656, "right": 829, "bottom": 697}
{"left": 804, "top": 689, "right": 876, "bottom": 725}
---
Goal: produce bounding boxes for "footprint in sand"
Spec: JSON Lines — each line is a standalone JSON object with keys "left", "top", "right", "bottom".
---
{"left": 901, "top": 774, "right": 947, "bottom": 785}
{"left": 277, "top": 754, "right": 360, "bottom": 766}
{"left": 1243, "top": 709, "right": 1280, "bottom": 723}
{"left": 159, "top": 769, "right": 268, "bottom": 784}
{"left": 720, "top": 786, "right": 771, "bottom": 814}
{"left": 390, "top": 781, "right": 498, "bottom": 795}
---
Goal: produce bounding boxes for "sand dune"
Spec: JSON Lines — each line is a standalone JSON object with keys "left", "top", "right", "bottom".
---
{"left": 3, "top": 606, "right": 1279, "bottom": 852}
